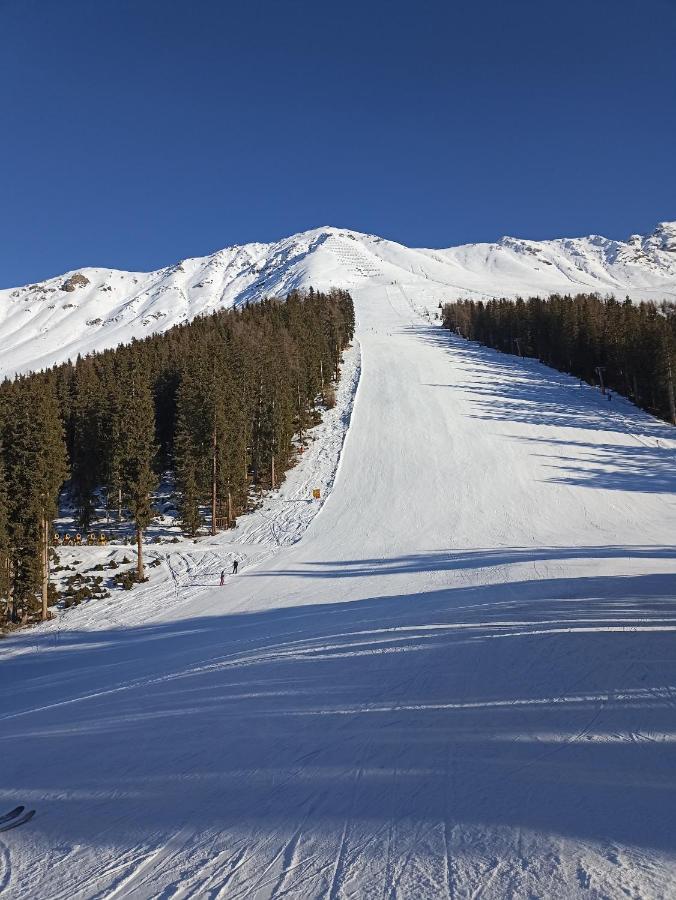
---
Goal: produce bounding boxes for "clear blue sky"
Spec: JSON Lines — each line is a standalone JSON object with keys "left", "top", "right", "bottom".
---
{"left": 1, "top": 0, "right": 675, "bottom": 285}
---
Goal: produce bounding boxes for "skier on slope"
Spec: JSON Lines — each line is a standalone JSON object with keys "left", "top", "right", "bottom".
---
{"left": 232, "top": 559, "right": 239, "bottom": 575}
{"left": 220, "top": 569, "right": 225, "bottom": 586}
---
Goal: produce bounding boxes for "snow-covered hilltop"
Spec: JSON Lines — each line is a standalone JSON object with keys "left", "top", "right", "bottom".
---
{"left": 3, "top": 269, "right": 676, "bottom": 899}
{"left": 2, "top": 221, "right": 676, "bottom": 377}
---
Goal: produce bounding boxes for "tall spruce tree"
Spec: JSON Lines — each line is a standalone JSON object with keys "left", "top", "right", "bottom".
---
{"left": 0, "top": 289, "right": 356, "bottom": 610}
{"left": 70, "top": 360, "right": 103, "bottom": 529}
{"left": 442, "top": 293, "right": 676, "bottom": 424}
{"left": 0, "top": 446, "right": 10, "bottom": 617}
{"left": 2, "top": 380, "right": 68, "bottom": 619}
{"left": 117, "top": 363, "right": 157, "bottom": 581}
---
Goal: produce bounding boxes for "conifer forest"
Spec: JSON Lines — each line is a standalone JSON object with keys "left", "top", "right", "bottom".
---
{"left": 0, "top": 289, "right": 355, "bottom": 624}
{"left": 443, "top": 294, "right": 676, "bottom": 425}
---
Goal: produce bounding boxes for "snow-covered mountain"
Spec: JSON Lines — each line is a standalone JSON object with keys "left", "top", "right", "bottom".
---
{"left": 4, "top": 268, "right": 676, "bottom": 899}
{"left": 2, "top": 221, "right": 676, "bottom": 377}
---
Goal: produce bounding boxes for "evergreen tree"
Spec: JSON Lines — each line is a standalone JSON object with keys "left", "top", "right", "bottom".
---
{"left": 442, "top": 293, "right": 676, "bottom": 424}
{"left": 117, "top": 364, "right": 157, "bottom": 581}
{"left": 0, "top": 288, "right": 355, "bottom": 612}
{"left": 0, "top": 446, "right": 10, "bottom": 617}
{"left": 70, "top": 360, "right": 103, "bottom": 529}
{"left": 2, "top": 380, "right": 68, "bottom": 619}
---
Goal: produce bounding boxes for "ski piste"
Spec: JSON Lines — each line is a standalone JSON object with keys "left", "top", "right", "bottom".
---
{"left": 0, "top": 809, "right": 35, "bottom": 832}
{"left": 0, "top": 282, "right": 675, "bottom": 896}
{"left": 0, "top": 806, "right": 24, "bottom": 825}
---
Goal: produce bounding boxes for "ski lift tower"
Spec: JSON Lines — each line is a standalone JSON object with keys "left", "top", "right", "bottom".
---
{"left": 595, "top": 365, "right": 607, "bottom": 395}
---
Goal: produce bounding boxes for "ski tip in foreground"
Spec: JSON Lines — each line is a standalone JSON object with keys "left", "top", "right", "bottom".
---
{"left": 0, "top": 808, "right": 35, "bottom": 833}
{"left": 0, "top": 806, "right": 24, "bottom": 825}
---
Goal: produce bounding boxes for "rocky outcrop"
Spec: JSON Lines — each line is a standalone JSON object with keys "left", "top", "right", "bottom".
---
{"left": 647, "top": 222, "right": 676, "bottom": 253}
{"left": 61, "top": 272, "right": 90, "bottom": 292}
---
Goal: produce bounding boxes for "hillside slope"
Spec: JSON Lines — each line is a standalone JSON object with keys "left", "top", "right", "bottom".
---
{"left": 2, "top": 221, "right": 676, "bottom": 377}
{"left": 1, "top": 284, "right": 675, "bottom": 898}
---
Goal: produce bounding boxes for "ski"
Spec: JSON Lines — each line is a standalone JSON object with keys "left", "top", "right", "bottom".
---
{"left": 0, "top": 806, "right": 24, "bottom": 825}
{"left": 0, "top": 810, "right": 35, "bottom": 833}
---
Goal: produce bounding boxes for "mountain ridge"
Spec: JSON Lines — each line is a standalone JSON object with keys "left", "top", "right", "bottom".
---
{"left": 2, "top": 221, "right": 675, "bottom": 377}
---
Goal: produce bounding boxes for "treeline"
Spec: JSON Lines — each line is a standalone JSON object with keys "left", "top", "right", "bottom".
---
{"left": 0, "top": 288, "right": 355, "bottom": 623}
{"left": 443, "top": 294, "right": 676, "bottom": 424}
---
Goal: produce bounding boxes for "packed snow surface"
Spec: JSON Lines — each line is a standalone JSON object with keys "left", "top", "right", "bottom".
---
{"left": 1, "top": 284, "right": 676, "bottom": 898}
{"left": 2, "top": 221, "right": 676, "bottom": 377}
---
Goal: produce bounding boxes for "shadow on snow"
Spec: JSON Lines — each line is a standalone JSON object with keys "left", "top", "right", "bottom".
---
{"left": 1, "top": 562, "right": 675, "bottom": 853}
{"left": 404, "top": 323, "right": 675, "bottom": 495}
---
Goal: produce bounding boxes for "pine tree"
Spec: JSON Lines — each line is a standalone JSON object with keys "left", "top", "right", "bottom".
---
{"left": 117, "top": 364, "right": 157, "bottom": 581}
{"left": 2, "top": 379, "right": 68, "bottom": 619}
{"left": 0, "top": 445, "right": 10, "bottom": 618}
{"left": 442, "top": 293, "right": 676, "bottom": 424}
{"left": 177, "top": 452, "right": 202, "bottom": 535}
{"left": 70, "top": 360, "right": 103, "bottom": 529}
{"left": 0, "top": 288, "right": 356, "bottom": 609}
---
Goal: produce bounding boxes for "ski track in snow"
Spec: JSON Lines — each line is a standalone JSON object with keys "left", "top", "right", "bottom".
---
{"left": 1, "top": 284, "right": 676, "bottom": 898}
{"left": 0, "top": 840, "right": 11, "bottom": 894}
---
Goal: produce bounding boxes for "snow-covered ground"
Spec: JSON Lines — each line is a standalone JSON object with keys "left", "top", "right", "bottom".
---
{"left": 41, "top": 340, "right": 362, "bottom": 633}
{"left": 1, "top": 284, "right": 676, "bottom": 898}
{"left": 2, "top": 221, "right": 676, "bottom": 378}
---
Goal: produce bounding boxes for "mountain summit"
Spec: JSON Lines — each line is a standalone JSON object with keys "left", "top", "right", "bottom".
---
{"left": 2, "top": 222, "right": 675, "bottom": 377}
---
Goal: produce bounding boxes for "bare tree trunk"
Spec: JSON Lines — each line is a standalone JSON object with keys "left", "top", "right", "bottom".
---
{"left": 1, "top": 554, "right": 7, "bottom": 623}
{"left": 137, "top": 528, "right": 144, "bottom": 581}
{"left": 211, "top": 428, "right": 217, "bottom": 535}
{"left": 8, "top": 555, "right": 16, "bottom": 623}
{"left": 254, "top": 376, "right": 263, "bottom": 487}
{"left": 667, "top": 358, "right": 676, "bottom": 426}
{"left": 7, "top": 555, "right": 14, "bottom": 623}
{"left": 227, "top": 489, "right": 233, "bottom": 527}
{"left": 596, "top": 367, "right": 606, "bottom": 395}
{"left": 297, "top": 384, "right": 303, "bottom": 446}
{"left": 41, "top": 514, "right": 49, "bottom": 621}
{"left": 117, "top": 486, "right": 122, "bottom": 522}
{"left": 271, "top": 396, "right": 276, "bottom": 489}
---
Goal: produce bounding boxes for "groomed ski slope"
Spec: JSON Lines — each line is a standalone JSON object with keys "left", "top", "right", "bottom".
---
{"left": 2, "top": 284, "right": 676, "bottom": 898}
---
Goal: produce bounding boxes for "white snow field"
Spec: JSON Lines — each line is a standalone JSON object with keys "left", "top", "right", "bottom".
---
{"left": 2, "top": 221, "right": 676, "bottom": 379}
{"left": 1, "top": 283, "right": 676, "bottom": 899}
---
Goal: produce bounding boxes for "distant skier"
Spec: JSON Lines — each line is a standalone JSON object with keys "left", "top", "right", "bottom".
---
{"left": 220, "top": 569, "right": 225, "bottom": 586}
{"left": 232, "top": 559, "right": 239, "bottom": 575}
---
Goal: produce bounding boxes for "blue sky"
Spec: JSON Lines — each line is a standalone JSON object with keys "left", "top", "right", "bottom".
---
{"left": 1, "top": 0, "right": 675, "bottom": 285}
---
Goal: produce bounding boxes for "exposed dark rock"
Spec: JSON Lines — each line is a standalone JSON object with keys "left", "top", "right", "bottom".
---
{"left": 61, "top": 272, "right": 90, "bottom": 292}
